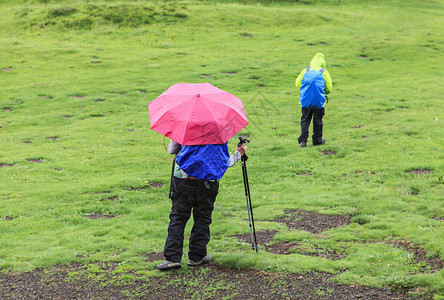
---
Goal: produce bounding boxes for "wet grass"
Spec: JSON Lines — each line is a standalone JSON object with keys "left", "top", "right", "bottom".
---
{"left": 0, "top": 0, "right": 443, "bottom": 298}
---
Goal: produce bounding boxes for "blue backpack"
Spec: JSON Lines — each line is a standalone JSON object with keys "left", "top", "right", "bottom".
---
{"left": 176, "top": 143, "right": 230, "bottom": 180}
{"left": 299, "top": 66, "right": 326, "bottom": 109}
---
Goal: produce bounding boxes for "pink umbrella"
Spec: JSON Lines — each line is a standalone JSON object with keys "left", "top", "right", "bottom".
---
{"left": 148, "top": 82, "right": 248, "bottom": 145}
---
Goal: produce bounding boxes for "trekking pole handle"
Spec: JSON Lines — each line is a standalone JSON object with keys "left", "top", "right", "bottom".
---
{"left": 237, "top": 136, "right": 250, "bottom": 161}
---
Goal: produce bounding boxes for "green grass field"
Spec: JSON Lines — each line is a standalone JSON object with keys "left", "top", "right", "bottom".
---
{"left": 1, "top": 0, "right": 443, "bottom": 297}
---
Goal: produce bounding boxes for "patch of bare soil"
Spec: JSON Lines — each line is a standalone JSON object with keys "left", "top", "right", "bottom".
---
{"left": 1, "top": 216, "right": 15, "bottom": 221}
{"left": 27, "top": 159, "right": 43, "bottom": 163}
{"left": 3, "top": 107, "right": 12, "bottom": 111}
{"left": 0, "top": 163, "right": 14, "bottom": 167}
{"left": 84, "top": 213, "right": 118, "bottom": 219}
{"left": 46, "top": 136, "right": 59, "bottom": 140}
{"left": 356, "top": 170, "right": 376, "bottom": 175}
{"left": 406, "top": 169, "right": 433, "bottom": 175}
{"left": 322, "top": 150, "right": 337, "bottom": 155}
{"left": 268, "top": 241, "right": 345, "bottom": 260}
{"left": 149, "top": 182, "right": 165, "bottom": 188}
{"left": 100, "top": 196, "right": 118, "bottom": 202}
{"left": 145, "top": 251, "right": 165, "bottom": 262}
{"left": 234, "top": 229, "right": 278, "bottom": 248}
{"left": 384, "top": 240, "right": 443, "bottom": 272}
{"left": 234, "top": 230, "right": 345, "bottom": 259}
{"left": 23, "top": 140, "right": 32, "bottom": 144}
{"left": 127, "top": 186, "right": 150, "bottom": 191}
{"left": 275, "top": 209, "right": 351, "bottom": 234}
{"left": 0, "top": 262, "right": 418, "bottom": 299}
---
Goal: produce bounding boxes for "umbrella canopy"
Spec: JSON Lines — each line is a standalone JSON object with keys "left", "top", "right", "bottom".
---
{"left": 148, "top": 82, "right": 248, "bottom": 145}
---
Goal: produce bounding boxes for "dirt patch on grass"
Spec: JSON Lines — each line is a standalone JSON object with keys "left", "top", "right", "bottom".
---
{"left": 322, "top": 150, "right": 337, "bottom": 156}
{"left": 0, "top": 163, "right": 14, "bottom": 167}
{"left": 356, "top": 170, "right": 376, "bottom": 175}
{"left": 384, "top": 240, "right": 443, "bottom": 272}
{"left": 46, "top": 136, "right": 59, "bottom": 140}
{"left": 27, "top": 159, "right": 44, "bottom": 163}
{"left": 406, "top": 169, "right": 433, "bottom": 175}
{"left": 234, "top": 230, "right": 346, "bottom": 259}
{"left": 0, "top": 262, "right": 416, "bottom": 299}
{"left": 275, "top": 209, "right": 350, "bottom": 234}
{"left": 266, "top": 241, "right": 345, "bottom": 260}
{"left": 126, "top": 182, "right": 164, "bottom": 190}
{"left": 351, "top": 124, "right": 365, "bottom": 128}
{"left": 149, "top": 182, "right": 165, "bottom": 188}
{"left": 84, "top": 213, "right": 118, "bottom": 219}
{"left": 234, "top": 229, "right": 278, "bottom": 248}
{"left": 3, "top": 107, "right": 13, "bottom": 111}
{"left": 1, "top": 216, "right": 15, "bottom": 221}
{"left": 127, "top": 186, "right": 150, "bottom": 191}
{"left": 100, "top": 196, "right": 118, "bottom": 202}
{"left": 145, "top": 251, "right": 165, "bottom": 262}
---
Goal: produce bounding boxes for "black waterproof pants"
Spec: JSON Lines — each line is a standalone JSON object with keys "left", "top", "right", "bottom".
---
{"left": 298, "top": 107, "right": 325, "bottom": 144}
{"left": 163, "top": 177, "right": 219, "bottom": 262}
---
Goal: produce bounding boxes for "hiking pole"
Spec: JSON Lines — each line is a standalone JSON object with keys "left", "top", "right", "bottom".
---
{"left": 238, "top": 136, "right": 258, "bottom": 252}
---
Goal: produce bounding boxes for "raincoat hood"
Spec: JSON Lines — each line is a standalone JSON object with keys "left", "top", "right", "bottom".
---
{"left": 309, "top": 53, "right": 326, "bottom": 69}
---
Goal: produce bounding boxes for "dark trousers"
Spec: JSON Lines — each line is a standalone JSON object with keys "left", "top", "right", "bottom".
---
{"left": 298, "top": 107, "right": 325, "bottom": 144}
{"left": 164, "top": 177, "right": 219, "bottom": 262}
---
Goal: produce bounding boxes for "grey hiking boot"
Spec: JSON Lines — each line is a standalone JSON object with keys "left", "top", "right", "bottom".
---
{"left": 188, "top": 254, "right": 213, "bottom": 266}
{"left": 299, "top": 142, "right": 307, "bottom": 147}
{"left": 156, "top": 260, "right": 181, "bottom": 270}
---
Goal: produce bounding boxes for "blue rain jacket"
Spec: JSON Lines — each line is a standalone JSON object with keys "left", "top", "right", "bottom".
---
{"left": 176, "top": 143, "right": 230, "bottom": 180}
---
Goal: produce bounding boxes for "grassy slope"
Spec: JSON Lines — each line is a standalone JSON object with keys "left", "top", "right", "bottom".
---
{"left": 0, "top": 0, "right": 443, "bottom": 295}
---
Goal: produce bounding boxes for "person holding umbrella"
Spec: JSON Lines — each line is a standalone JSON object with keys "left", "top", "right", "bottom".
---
{"left": 148, "top": 83, "right": 249, "bottom": 270}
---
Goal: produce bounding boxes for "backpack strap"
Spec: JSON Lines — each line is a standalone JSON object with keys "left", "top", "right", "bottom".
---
{"left": 306, "top": 66, "right": 310, "bottom": 72}
{"left": 319, "top": 68, "right": 325, "bottom": 73}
